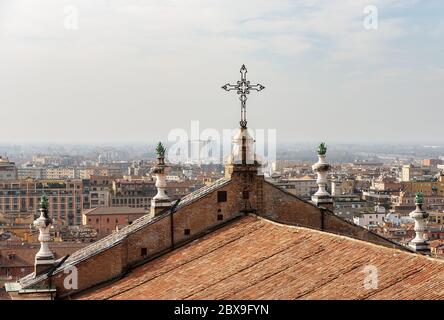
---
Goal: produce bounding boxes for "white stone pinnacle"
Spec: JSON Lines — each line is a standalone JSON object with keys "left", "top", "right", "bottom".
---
{"left": 34, "top": 206, "right": 54, "bottom": 264}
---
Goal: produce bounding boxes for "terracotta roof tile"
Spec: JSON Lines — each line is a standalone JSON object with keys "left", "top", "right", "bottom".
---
{"left": 78, "top": 215, "right": 444, "bottom": 300}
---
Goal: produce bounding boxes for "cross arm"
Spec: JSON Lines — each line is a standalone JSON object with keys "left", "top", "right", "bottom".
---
{"left": 221, "top": 83, "right": 239, "bottom": 91}
{"left": 248, "top": 83, "right": 265, "bottom": 92}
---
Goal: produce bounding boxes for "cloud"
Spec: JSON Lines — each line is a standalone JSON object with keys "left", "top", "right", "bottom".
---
{"left": 0, "top": 0, "right": 443, "bottom": 143}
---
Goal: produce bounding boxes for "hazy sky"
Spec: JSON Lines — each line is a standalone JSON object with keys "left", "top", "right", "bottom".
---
{"left": 0, "top": 0, "right": 443, "bottom": 144}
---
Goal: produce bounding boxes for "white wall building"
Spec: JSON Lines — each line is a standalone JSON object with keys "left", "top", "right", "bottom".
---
{"left": 353, "top": 204, "right": 386, "bottom": 228}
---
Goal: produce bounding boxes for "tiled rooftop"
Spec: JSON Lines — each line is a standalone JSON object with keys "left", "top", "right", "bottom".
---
{"left": 20, "top": 177, "right": 231, "bottom": 289}
{"left": 78, "top": 215, "right": 444, "bottom": 300}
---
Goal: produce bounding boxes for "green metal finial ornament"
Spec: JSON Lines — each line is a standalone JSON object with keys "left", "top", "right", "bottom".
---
{"left": 39, "top": 194, "right": 49, "bottom": 210}
{"left": 415, "top": 192, "right": 424, "bottom": 205}
{"left": 317, "top": 142, "right": 327, "bottom": 156}
{"left": 156, "top": 142, "right": 166, "bottom": 159}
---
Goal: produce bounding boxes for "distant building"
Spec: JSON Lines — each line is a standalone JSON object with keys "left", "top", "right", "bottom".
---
{"left": 333, "top": 194, "right": 370, "bottom": 221}
{"left": 401, "top": 164, "right": 437, "bottom": 182}
{"left": 0, "top": 179, "right": 86, "bottom": 225}
{"left": 43, "top": 167, "right": 76, "bottom": 180}
{"left": 110, "top": 178, "right": 156, "bottom": 208}
{"left": 427, "top": 225, "right": 444, "bottom": 241}
{"left": 17, "top": 164, "right": 43, "bottom": 180}
{"left": 0, "top": 156, "right": 17, "bottom": 180}
{"left": 401, "top": 175, "right": 444, "bottom": 197}
{"left": 331, "top": 179, "right": 355, "bottom": 195}
{"left": 77, "top": 168, "right": 96, "bottom": 179}
{"left": 361, "top": 190, "right": 392, "bottom": 206}
{"left": 430, "top": 240, "right": 444, "bottom": 257}
{"left": 268, "top": 177, "right": 317, "bottom": 198}
{"left": 82, "top": 206, "right": 147, "bottom": 238}
{"left": 391, "top": 192, "right": 444, "bottom": 215}
{"left": 127, "top": 161, "right": 152, "bottom": 177}
{"left": 88, "top": 175, "right": 114, "bottom": 208}
{"left": 353, "top": 204, "right": 386, "bottom": 228}
{"left": 0, "top": 242, "right": 86, "bottom": 280}
{"left": 166, "top": 180, "right": 204, "bottom": 200}
{"left": 372, "top": 177, "right": 401, "bottom": 192}
{"left": 423, "top": 159, "right": 443, "bottom": 167}
{"left": 429, "top": 211, "right": 444, "bottom": 225}
{"left": 351, "top": 160, "right": 384, "bottom": 168}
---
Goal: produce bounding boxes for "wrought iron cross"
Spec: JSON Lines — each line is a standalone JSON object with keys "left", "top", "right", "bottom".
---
{"left": 222, "top": 65, "right": 265, "bottom": 128}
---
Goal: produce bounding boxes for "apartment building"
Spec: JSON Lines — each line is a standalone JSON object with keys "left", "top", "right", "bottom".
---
{"left": 88, "top": 175, "right": 114, "bottom": 208}
{"left": 401, "top": 174, "right": 444, "bottom": 197}
{"left": 17, "top": 164, "right": 44, "bottom": 179}
{"left": 0, "top": 179, "right": 85, "bottom": 225}
{"left": 110, "top": 178, "right": 156, "bottom": 208}
{"left": 267, "top": 177, "right": 317, "bottom": 198}
{"left": 42, "top": 167, "right": 76, "bottom": 180}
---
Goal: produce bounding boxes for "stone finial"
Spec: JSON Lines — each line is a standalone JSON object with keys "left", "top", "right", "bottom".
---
{"left": 311, "top": 143, "right": 332, "bottom": 208}
{"left": 150, "top": 142, "right": 171, "bottom": 217}
{"left": 34, "top": 194, "right": 55, "bottom": 276}
{"left": 409, "top": 192, "right": 430, "bottom": 253}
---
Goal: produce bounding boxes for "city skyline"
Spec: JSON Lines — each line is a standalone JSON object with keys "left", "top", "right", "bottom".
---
{"left": 1, "top": 0, "right": 443, "bottom": 144}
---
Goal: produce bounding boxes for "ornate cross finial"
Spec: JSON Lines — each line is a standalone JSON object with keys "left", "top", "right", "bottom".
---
{"left": 222, "top": 65, "right": 265, "bottom": 128}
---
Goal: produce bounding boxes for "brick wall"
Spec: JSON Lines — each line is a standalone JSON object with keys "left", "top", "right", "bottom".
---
{"left": 260, "top": 180, "right": 323, "bottom": 227}
{"left": 49, "top": 243, "right": 125, "bottom": 296}
{"left": 260, "top": 180, "right": 399, "bottom": 248}
{"left": 172, "top": 182, "right": 243, "bottom": 245}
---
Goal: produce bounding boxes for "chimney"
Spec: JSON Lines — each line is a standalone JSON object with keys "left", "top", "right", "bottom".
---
{"left": 150, "top": 142, "right": 171, "bottom": 217}
{"left": 34, "top": 194, "right": 55, "bottom": 276}
{"left": 408, "top": 192, "right": 430, "bottom": 253}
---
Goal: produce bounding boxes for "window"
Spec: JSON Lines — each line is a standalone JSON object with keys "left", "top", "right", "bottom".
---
{"left": 217, "top": 191, "right": 227, "bottom": 203}
{"left": 217, "top": 214, "right": 223, "bottom": 221}
{"left": 184, "top": 229, "right": 190, "bottom": 236}
{"left": 242, "top": 191, "right": 249, "bottom": 199}
{"left": 107, "top": 218, "right": 110, "bottom": 223}
{"left": 141, "top": 248, "right": 147, "bottom": 256}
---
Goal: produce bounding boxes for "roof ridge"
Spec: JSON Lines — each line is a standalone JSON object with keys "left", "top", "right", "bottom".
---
{"left": 256, "top": 214, "right": 444, "bottom": 264}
